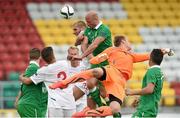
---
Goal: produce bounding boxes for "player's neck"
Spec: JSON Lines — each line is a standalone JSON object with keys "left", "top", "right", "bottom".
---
{"left": 48, "top": 59, "right": 56, "bottom": 64}
{"left": 149, "top": 62, "right": 157, "bottom": 67}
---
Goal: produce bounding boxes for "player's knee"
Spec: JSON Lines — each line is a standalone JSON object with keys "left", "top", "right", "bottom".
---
{"left": 109, "top": 101, "right": 121, "bottom": 114}
{"left": 92, "top": 68, "right": 104, "bottom": 79}
{"left": 87, "top": 78, "right": 97, "bottom": 89}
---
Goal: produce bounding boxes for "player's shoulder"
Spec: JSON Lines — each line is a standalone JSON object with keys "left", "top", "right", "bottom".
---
{"left": 100, "top": 23, "right": 110, "bottom": 31}
{"left": 56, "top": 60, "right": 68, "bottom": 66}
{"left": 105, "top": 47, "right": 114, "bottom": 52}
{"left": 36, "top": 66, "right": 47, "bottom": 74}
{"left": 148, "top": 66, "right": 161, "bottom": 74}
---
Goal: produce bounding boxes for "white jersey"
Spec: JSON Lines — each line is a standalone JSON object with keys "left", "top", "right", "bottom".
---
{"left": 68, "top": 62, "right": 89, "bottom": 106}
{"left": 30, "top": 60, "right": 76, "bottom": 109}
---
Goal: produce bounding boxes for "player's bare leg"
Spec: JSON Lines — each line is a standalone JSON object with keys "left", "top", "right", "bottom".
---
{"left": 49, "top": 68, "right": 104, "bottom": 89}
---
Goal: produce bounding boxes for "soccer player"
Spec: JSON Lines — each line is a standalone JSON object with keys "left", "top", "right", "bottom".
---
{"left": 72, "top": 21, "right": 86, "bottom": 50}
{"left": 50, "top": 35, "right": 150, "bottom": 117}
{"left": 16, "top": 48, "right": 48, "bottom": 118}
{"left": 72, "top": 20, "right": 108, "bottom": 108}
{"left": 125, "top": 49, "right": 168, "bottom": 117}
{"left": 73, "top": 11, "right": 113, "bottom": 107}
{"left": 74, "top": 11, "right": 112, "bottom": 68}
{"left": 19, "top": 47, "right": 76, "bottom": 117}
{"left": 67, "top": 46, "right": 88, "bottom": 112}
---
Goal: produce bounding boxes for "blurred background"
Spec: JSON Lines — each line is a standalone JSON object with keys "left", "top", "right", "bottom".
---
{"left": 0, "top": 0, "right": 180, "bottom": 117}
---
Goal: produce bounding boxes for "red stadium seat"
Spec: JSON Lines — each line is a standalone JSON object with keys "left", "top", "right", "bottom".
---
{"left": 0, "top": 0, "right": 44, "bottom": 79}
{"left": 14, "top": 61, "right": 27, "bottom": 72}
{"left": 170, "top": 81, "right": 180, "bottom": 89}
{"left": 0, "top": 26, "right": 10, "bottom": 34}
{"left": 23, "top": 27, "right": 36, "bottom": 34}
{"left": 0, "top": 53, "right": 11, "bottom": 62}
{"left": 11, "top": 53, "right": 23, "bottom": 63}
{"left": 33, "top": 44, "right": 44, "bottom": 50}
{"left": 0, "top": 19, "right": 6, "bottom": 26}
{"left": 16, "top": 34, "right": 28, "bottom": 45}
{"left": 3, "top": 62, "right": 14, "bottom": 75}
{"left": 19, "top": 44, "right": 31, "bottom": 54}
{"left": 11, "top": 27, "right": 23, "bottom": 35}
{"left": 27, "top": 34, "right": 43, "bottom": 44}
{"left": 22, "top": 53, "right": 29, "bottom": 63}
{"left": 0, "top": 44, "right": 6, "bottom": 53}
{"left": 3, "top": 35, "right": 14, "bottom": 44}
{"left": 174, "top": 88, "right": 180, "bottom": 105}
{"left": 0, "top": 70, "right": 4, "bottom": 80}
{"left": 7, "top": 44, "right": 19, "bottom": 53}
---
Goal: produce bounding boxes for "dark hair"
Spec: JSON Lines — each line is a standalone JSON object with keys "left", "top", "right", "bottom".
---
{"left": 29, "top": 48, "right": 40, "bottom": 60}
{"left": 114, "top": 35, "right": 126, "bottom": 47}
{"left": 150, "top": 49, "right": 164, "bottom": 65}
{"left": 41, "top": 47, "right": 54, "bottom": 63}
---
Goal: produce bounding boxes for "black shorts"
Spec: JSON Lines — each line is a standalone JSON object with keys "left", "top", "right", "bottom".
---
{"left": 109, "top": 94, "right": 122, "bottom": 105}
{"left": 98, "top": 67, "right": 122, "bottom": 105}
{"left": 98, "top": 67, "right": 106, "bottom": 81}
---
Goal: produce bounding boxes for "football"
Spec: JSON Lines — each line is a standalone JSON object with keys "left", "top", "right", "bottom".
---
{"left": 60, "top": 4, "right": 74, "bottom": 19}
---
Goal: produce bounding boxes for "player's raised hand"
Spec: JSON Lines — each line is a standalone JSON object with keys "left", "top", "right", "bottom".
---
{"left": 161, "top": 48, "right": 175, "bottom": 56}
{"left": 131, "top": 97, "right": 139, "bottom": 108}
{"left": 72, "top": 55, "right": 83, "bottom": 60}
{"left": 125, "top": 88, "right": 133, "bottom": 96}
{"left": 19, "top": 73, "right": 24, "bottom": 82}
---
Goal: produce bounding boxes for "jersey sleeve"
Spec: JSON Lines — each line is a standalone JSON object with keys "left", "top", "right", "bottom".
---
{"left": 30, "top": 69, "right": 45, "bottom": 85}
{"left": 131, "top": 53, "right": 150, "bottom": 63}
{"left": 89, "top": 48, "right": 109, "bottom": 64}
{"left": 97, "top": 28, "right": 109, "bottom": 39}
{"left": 24, "top": 65, "right": 38, "bottom": 77}
{"left": 146, "top": 69, "right": 157, "bottom": 84}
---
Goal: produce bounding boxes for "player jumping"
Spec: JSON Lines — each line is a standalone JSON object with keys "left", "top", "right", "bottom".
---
{"left": 49, "top": 35, "right": 151, "bottom": 117}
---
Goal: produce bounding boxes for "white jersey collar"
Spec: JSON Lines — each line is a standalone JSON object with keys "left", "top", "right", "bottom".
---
{"left": 94, "top": 21, "right": 102, "bottom": 30}
{"left": 149, "top": 65, "right": 160, "bottom": 69}
{"left": 30, "top": 60, "right": 39, "bottom": 67}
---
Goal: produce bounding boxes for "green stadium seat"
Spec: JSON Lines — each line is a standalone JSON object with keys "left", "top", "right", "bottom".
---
{"left": 7, "top": 72, "right": 19, "bottom": 81}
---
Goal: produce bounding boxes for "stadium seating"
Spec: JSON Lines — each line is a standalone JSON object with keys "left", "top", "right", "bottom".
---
{"left": 0, "top": 0, "right": 179, "bottom": 109}
{"left": 0, "top": 0, "right": 44, "bottom": 108}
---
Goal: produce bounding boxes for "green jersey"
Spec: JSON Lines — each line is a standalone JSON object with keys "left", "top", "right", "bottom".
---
{"left": 84, "top": 22, "right": 112, "bottom": 68}
{"left": 18, "top": 61, "right": 48, "bottom": 117}
{"left": 133, "top": 65, "right": 164, "bottom": 117}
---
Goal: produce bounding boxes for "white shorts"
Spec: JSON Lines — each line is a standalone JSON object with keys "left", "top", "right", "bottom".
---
{"left": 74, "top": 81, "right": 89, "bottom": 95}
{"left": 48, "top": 107, "right": 76, "bottom": 117}
{"left": 76, "top": 101, "right": 87, "bottom": 112}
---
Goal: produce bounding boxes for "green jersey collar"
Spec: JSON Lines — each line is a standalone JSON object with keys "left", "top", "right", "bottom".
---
{"left": 30, "top": 60, "right": 39, "bottom": 67}
{"left": 94, "top": 21, "right": 102, "bottom": 30}
{"left": 149, "top": 65, "right": 160, "bottom": 69}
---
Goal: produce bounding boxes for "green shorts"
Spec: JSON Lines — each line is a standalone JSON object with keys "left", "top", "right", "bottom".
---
{"left": 132, "top": 111, "right": 157, "bottom": 118}
{"left": 17, "top": 104, "right": 45, "bottom": 118}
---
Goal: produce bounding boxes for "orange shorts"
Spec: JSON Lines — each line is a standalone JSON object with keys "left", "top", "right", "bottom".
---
{"left": 101, "top": 65, "right": 126, "bottom": 102}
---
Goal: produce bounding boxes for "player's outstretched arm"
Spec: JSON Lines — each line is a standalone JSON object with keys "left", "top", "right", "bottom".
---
{"left": 19, "top": 74, "right": 32, "bottom": 85}
{"left": 81, "top": 37, "right": 105, "bottom": 59}
{"left": 132, "top": 53, "right": 150, "bottom": 63}
{"left": 126, "top": 83, "right": 155, "bottom": 96}
{"left": 89, "top": 53, "right": 108, "bottom": 64}
{"left": 49, "top": 68, "right": 104, "bottom": 89}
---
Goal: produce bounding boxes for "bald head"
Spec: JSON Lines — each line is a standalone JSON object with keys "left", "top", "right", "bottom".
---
{"left": 85, "top": 11, "right": 99, "bottom": 28}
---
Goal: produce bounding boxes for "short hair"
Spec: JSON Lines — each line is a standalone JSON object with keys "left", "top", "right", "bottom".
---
{"left": 29, "top": 48, "right": 40, "bottom": 60}
{"left": 114, "top": 35, "right": 126, "bottom": 47}
{"left": 73, "top": 21, "right": 86, "bottom": 28}
{"left": 68, "top": 46, "right": 79, "bottom": 53}
{"left": 150, "top": 49, "right": 164, "bottom": 65}
{"left": 41, "top": 47, "right": 54, "bottom": 63}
